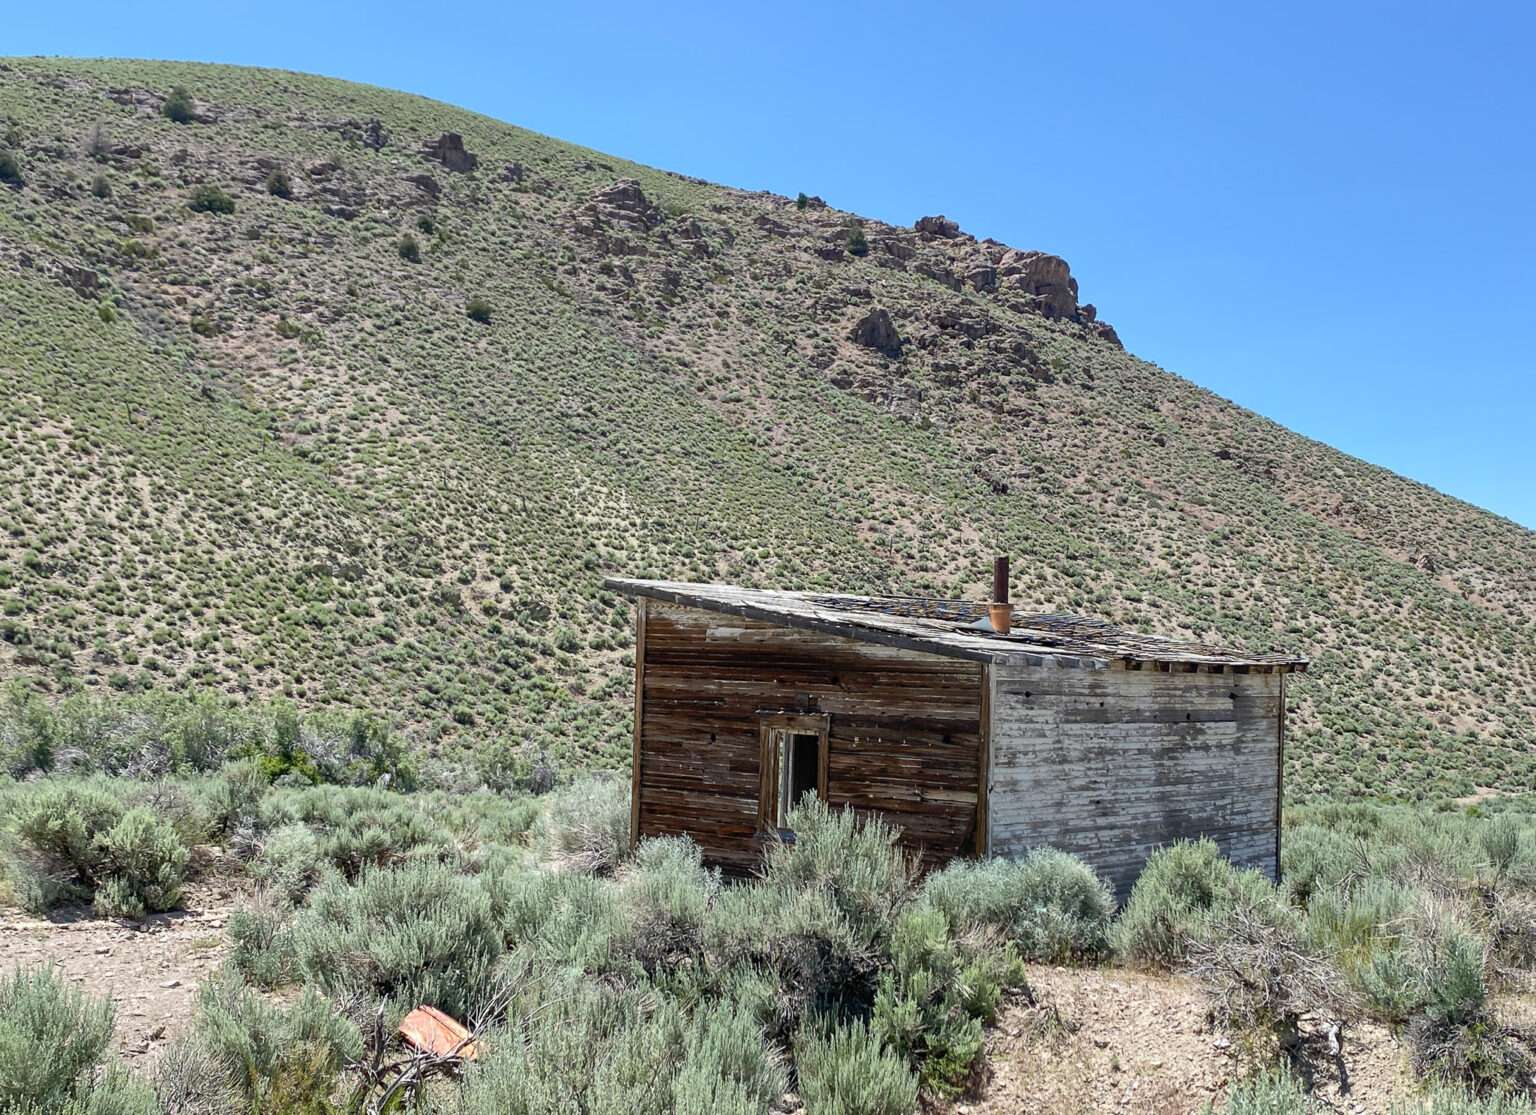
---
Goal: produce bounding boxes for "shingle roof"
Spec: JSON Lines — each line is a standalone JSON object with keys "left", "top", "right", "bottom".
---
{"left": 604, "top": 578, "right": 1309, "bottom": 674}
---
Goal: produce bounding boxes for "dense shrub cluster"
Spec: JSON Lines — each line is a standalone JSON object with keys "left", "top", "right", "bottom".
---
{"left": 1, "top": 779, "right": 189, "bottom": 916}
{"left": 0, "top": 684, "right": 417, "bottom": 788}
{"left": 920, "top": 848, "right": 1115, "bottom": 962}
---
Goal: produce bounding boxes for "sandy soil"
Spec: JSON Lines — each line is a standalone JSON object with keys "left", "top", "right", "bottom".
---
{"left": 944, "top": 964, "right": 1412, "bottom": 1115}
{"left": 0, "top": 883, "right": 239, "bottom": 1065}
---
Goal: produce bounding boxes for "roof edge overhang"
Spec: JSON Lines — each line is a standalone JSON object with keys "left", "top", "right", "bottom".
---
{"left": 603, "top": 577, "right": 1309, "bottom": 675}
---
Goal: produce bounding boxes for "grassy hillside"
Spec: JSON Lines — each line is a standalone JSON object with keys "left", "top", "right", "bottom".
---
{"left": 0, "top": 57, "right": 1532, "bottom": 799}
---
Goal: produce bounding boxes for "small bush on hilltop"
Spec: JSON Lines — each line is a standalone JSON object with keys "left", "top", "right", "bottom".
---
{"left": 1406, "top": 913, "right": 1534, "bottom": 1096}
{"left": 457, "top": 978, "right": 685, "bottom": 1115}
{"left": 188, "top": 185, "right": 235, "bottom": 215}
{"left": 611, "top": 836, "right": 719, "bottom": 977}
{"left": 1209, "top": 1069, "right": 1319, "bottom": 1114}
{"left": 871, "top": 903, "right": 1025, "bottom": 1095}
{"left": 1391, "top": 1086, "right": 1536, "bottom": 1113}
{"left": 489, "top": 865, "right": 626, "bottom": 971}
{"left": 920, "top": 849, "right": 1114, "bottom": 962}
{"left": 0, "top": 149, "right": 21, "bottom": 186}
{"left": 264, "top": 168, "right": 292, "bottom": 199}
{"left": 1188, "top": 888, "right": 1352, "bottom": 1060}
{"left": 674, "top": 1000, "right": 788, "bottom": 1115}
{"left": 397, "top": 233, "right": 421, "bottom": 262}
{"left": 162, "top": 86, "right": 195, "bottom": 124}
{"left": 467, "top": 296, "right": 493, "bottom": 324}
{"left": 91, "top": 807, "right": 189, "bottom": 917}
{"left": 228, "top": 888, "right": 295, "bottom": 990}
{"left": 0, "top": 966, "right": 116, "bottom": 1110}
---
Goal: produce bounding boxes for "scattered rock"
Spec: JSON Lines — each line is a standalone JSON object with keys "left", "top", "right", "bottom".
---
{"left": 850, "top": 308, "right": 902, "bottom": 358}
{"left": 914, "top": 258, "right": 962, "bottom": 291}
{"left": 963, "top": 261, "right": 998, "bottom": 292}
{"left": 571, "top": 179, "right": 663, "bottom": 256}
{"left": 58, "top": 264, "right": 99, "bottom": 301}
{"left": 357, "top": 118, "right": 389, "bottom": 151}
{"left": 915, "top": 214, "right": 963, "bottom": 238}
{"left": 587, "top": 180, "right": 662, "bottom": 231}
{"left": 670, "top": 216, "right": 711, "bottom": 256}
{"left": 1088, "top": 320, "right": 1123, "bottom": 348}
{"left": 420, "top": 132, "right": 478, "bottom": 173}
{"left": 404, "top": 173, "right": 441, "bottom": 199}
{"left": 501, "top": 162, "right": 526, "bottom": 184}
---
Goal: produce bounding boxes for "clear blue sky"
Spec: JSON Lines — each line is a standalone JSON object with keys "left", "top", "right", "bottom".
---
{"left": 11, "top": 1, "right": 1535, "bottom": 528}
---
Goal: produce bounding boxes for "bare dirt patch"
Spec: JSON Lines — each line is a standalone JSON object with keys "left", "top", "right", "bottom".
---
{"left": 946, "top": 964, "right": 1411, "bottom": 1115}
{"left": 0, "top": 883, "right": 239, "bottom": 1066}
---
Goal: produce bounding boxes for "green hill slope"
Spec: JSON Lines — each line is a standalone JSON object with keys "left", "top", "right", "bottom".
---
{"left": 1, "top": 57, "right": 1532, "bottom": 798}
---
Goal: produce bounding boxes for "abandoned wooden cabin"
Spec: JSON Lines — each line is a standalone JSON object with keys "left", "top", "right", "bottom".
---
{"left": 606, "top": 562, "right": 1307, "bottom": 896}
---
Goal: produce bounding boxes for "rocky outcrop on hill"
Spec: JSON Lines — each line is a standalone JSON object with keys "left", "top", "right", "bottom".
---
{"left": 850, "top": 307, "right": 903, "bottom": 357}
{"left": 915, "top": 215, "right": 964, "bottom": 239}
{"left": 421, "top": 133, "right": 477, "bottom": 173}
{"left": 571, "top": 180, "right": 665, "bottom": 255}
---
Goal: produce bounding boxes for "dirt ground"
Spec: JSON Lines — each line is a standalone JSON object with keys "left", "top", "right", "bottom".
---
{"left": 944, "top": 964, "right": 1412, "bottom": 1115}
{"left": 0, "top": 883, "right": 239, "bottom": 1065}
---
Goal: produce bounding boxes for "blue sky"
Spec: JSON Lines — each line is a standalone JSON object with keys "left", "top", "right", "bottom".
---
{"left": 10, "top": 1, "right": 1536, "bottom": 528}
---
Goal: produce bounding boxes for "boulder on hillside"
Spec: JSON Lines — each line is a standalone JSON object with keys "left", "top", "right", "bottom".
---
{"left": 421, "top": 133, "right": 478, "bottom": 173}
{"left": 1089, "top": 321, "right": 1123, "bottom": 348}
{"left": 587, "top": 180, "right": 662, "bottom": 231}
{"left": 997, "top": 249, "right": 1078, "bottom": 319}
{"left": 404, "top": 174, "right": 441, "bottom": 199}
{"left": 915, "top": 214, "right": 962, "bottom": 238}
{"left": 850, "top": 308, "right": 902, "bottom": 358}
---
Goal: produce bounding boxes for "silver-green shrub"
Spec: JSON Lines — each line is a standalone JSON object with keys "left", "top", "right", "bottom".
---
{"left": 794, "top": 1019, "right": 917, "bottom": 1115}
{"left": 529, "top": 775, "right": 631, "bottom": 874}
{"left": 919, "top": 849, "right": 1114, "bottom": 962}
{"left": 0, "top": 966, "right": 116, "bottom": 1110}
{"left": 290, "top": 859, "right": 503, "bottom": 1018}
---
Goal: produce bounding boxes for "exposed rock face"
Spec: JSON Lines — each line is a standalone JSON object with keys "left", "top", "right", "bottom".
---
{"left": 670, "top": 216, "right": 712, "bottom": 257}
{"left": 421, "top": 133, "right": 477, "bottom": 173}
{"left": 588, "top": 180, "right": 662, "bottom": 231}
{"left": 571, "top": 180, "right": 663, "bottom": 255}
{"left": 1089, "top": 321, "right": 1123, "bottom": 348}
{"left": 404, "top": 174, "right": 440, "bottom": 199}
{"left": 360, "top": 118, "right": 389, "bottom": 151}
{"left": 850, "top": 308, "right": 902, "bottom": 357}
{"left": 59, "top": 264, "right": 99, "bottom": 300}
{"left": 328, "top": 118, "right": 389, "bottom": 150}
{"left": 915, "top": 215, "right": 963, "bottom": 238}
{"left": 997, "top": 250, "right": 1078, "bottom": 319}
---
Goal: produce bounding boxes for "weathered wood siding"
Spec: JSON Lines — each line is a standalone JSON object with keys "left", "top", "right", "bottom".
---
{"left": 987, "top": 665, "right": 1282, "bottom": 897}
{"left": 637, "top": 600, "right": 984, "bottom": 871}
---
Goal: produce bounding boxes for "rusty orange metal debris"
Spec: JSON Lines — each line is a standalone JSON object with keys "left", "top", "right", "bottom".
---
{"left": 398, "top": 1005, "right": 477, "bottom": 1060}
